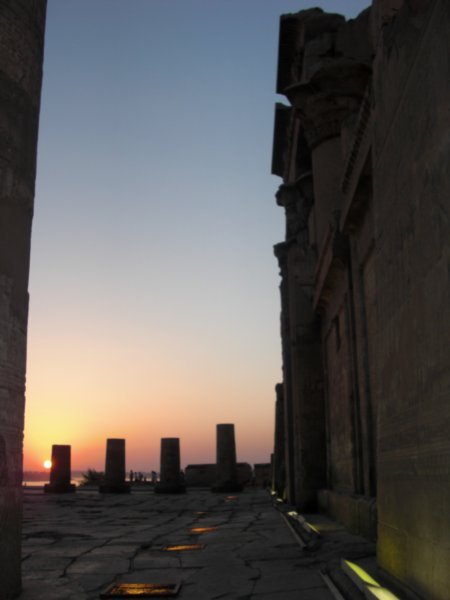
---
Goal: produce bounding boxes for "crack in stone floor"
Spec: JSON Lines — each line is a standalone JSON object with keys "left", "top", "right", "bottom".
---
{"left": 21, "top": 488, "right": 373, "bottom": 599}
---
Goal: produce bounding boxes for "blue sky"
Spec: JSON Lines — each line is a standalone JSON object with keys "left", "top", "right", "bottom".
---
{"left": 26, "top": 0, "right": 368, "bottom": 470}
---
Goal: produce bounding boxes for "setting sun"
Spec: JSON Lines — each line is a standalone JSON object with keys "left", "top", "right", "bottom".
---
{"left": 43, "top": 460, "right": 52, "bottom": 470}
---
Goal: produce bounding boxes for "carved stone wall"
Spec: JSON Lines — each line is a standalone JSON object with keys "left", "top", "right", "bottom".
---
{"left": 0, "top": 1, "right": 46, "bottom": 596}
{"left": 371, "top": 1, "right": 450, "bottom": 597}
{"left": 272, "top": 1, "right": 449, "bottom": 596}
{"left": 272, "top": 6, "right": 374, "bottom": 520}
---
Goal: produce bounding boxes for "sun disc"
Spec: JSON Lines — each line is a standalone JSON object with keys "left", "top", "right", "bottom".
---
{"left": 43, "top": 459, "right": 52, "bottom": 469}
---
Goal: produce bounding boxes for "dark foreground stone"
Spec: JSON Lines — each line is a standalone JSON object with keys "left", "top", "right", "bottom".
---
{"left": 20, "top": 487, "right": 376, "bottom": 600}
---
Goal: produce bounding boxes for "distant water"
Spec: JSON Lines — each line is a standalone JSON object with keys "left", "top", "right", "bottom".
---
{"left": 23, "top": 471, "right": 152, "bottom": 487}
{"left": 23, "top": 471, "right": 85, "bottom": 487}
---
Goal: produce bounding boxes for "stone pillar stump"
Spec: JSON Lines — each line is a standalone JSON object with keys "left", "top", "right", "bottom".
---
{"left": 212, "top": 424, "right": 243, "bottom": 493}
{"left": 99, "top": 438, "right": 130, "bottom": 493}
{"left": 155, "top": 438, "right": 186, "bottom": 494}
{"left": 44, "top": 445, "right": 76, "bottom": 493}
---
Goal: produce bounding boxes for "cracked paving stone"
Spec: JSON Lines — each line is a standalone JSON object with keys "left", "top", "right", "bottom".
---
{"left": 21, "top": 556, "right": 73, "bottom": 572}
{"left": 180, "top": 551, "right": 243, "bottom": 568}
{"left": 180, "top": 567, "right": 257, "bottom": 599}
{"left": 250, "top": 590, "right": 330, "bottom": 600}
{"left": 20, "top": 578, "right": 88, "bottom": 600}
{"left": 252, "top": 568, "right": 325, "bottom": 594}
{"left": 67, "top": 573, "right": 115, "bottom": 593}
{"left": 119, "top": 567, "right": 199, "bottom": 583}
{"left": 21, "top": 488, "right": 366, "bottom": 600}
{"left": 133, "top": 554, "right": 181, "bottom": 569}
{"left": 31, "top": 542, "right": 97, "bottom": 558}
{"left": 66, "top": 556, "right": 130, "bottom": 574}
{"left": 85, "top": 544, "right": 139, "bottom": 557}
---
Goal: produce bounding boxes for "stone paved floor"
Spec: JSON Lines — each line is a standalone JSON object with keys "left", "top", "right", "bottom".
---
{"left": 21, "top": 488, "right": 373, "bottom": 599}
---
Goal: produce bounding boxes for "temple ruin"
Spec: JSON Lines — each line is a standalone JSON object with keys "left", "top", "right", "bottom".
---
{"left": 0, "top": 0, "right": 449, "bottom": 598}
{"left": 271, "top": 1, "right": 449, "bottom": 598}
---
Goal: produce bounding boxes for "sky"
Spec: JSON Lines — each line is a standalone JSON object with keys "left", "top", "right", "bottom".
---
{"left": 24, "top": 0, "right": 368, "bottom": 472}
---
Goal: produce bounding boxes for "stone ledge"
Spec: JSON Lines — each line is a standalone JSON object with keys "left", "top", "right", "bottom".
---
{"left": 318, "top": 489, "right": 377, "bottom": 541}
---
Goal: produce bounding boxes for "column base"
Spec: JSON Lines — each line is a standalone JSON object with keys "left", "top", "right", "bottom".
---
{"left": 44, "top": 483, "right": 76, "bottom": 494}
{"left": 99, "top": 482, "right": 131, "bottom": 494}
{"left": 154, "top": 483, "right": 186, "bottom": 494}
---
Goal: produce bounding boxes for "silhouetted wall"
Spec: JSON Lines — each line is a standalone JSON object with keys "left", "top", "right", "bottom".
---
{"left": 0, "top": 1, "right": 47, "bottom": 596}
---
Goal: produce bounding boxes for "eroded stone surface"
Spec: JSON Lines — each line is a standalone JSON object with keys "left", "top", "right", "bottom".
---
{"left": 212, "top": 423, "right": 242, "bottom": 493}
{"left": 20, "top": 488, "right": 353, "bottom": 599}
{"left": 272, "top": 2, "right": 450, "bottom": 598}
{"left": 155, "top": 438, "right": 185, "bottom": 494}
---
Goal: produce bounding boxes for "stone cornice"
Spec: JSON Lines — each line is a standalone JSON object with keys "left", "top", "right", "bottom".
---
{"left": 277, "top": 5, "right": 372, "bottom": 150}
{"left": 276, "top": 9, "right": 345, "bottom": 95}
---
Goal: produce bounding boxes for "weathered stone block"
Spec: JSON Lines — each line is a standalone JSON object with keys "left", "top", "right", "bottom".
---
{"left": 44, "top": 445, "right": 76, "bottom": 494}
{"left": 212, "top": 424, "right": 243, "bottom": 493}
{"left": 99, "top": 439, "right": 130, "bottom": 494}
{"left": 155, "top": 438, "right": 185, "bottom": 494}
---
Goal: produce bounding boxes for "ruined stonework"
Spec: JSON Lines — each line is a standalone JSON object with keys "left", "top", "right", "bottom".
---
{"left": 0, "top": 1, "right": 46, "bottom": 596}
{"left": 155, "top": 438, "right": 186, "bottom": 494}
{"left": 253, "top": 463, "right": 271, "bottom": 487}
{"left": 272, "top": 1, "right": 449, "bottom": 598}
{"left": 44, "top": 445, "right": 76, "bottom": 493}
{"left": 99, "top": 438, "right": 131, "bottom": 494}
{"left": 185, "top": 463, "right": 252, "bottom": 487}
{"left": 212, "top": 424, "right": 243, "bottom": 493}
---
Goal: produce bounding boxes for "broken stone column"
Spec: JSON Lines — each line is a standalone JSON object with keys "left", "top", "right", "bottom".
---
{"left": 155, "top": 438, "right": 186, "bottom": 494}
{"left": 0, "top": 1, "right": 47, "bottom": 596}
{"left": 44, "top": 445, "right": 76, "bottom": 493}
{"left": 212, "top": 424, "right": 243, "bottom": 493}
{"left": 99, "top": 438, "right": 130, "bottom": 493}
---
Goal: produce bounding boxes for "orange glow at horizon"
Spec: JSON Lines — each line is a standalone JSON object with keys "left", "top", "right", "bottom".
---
{"left": 24, "top": 290, "right": 279, "bottom": 472}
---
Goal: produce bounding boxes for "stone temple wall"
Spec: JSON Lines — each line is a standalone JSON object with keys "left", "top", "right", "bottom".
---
{"left": 0, "top": 1, "right": 47, "bottom": 596}
{"left": 271, "top": 1, "right": 449, "bottom": 598}
{"left": 371, "top": 1, "right": 450, "bottom": 597}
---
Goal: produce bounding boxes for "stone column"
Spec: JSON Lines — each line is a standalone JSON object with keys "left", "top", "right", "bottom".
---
{"left": 44, "top": 445, "right": 76, "bottom": 493}
{"left": 280, "top": 11, "right": 372, "bottom": 501}
{"left": 275, "top": 183, "right": 326, "bottom": 510}
{"left": 155, "top": 437, "right": 185, "bottom": 494}
{"left": 0, "top": 1, "right": 47, "bottom": 596}
{"left": 272, "top": 383, "right": 285, "bottom": 498}
{"left": 280, "top": 10, "right": 371, "bottom": 256}
{"left": 99, "top": 438, "right": 130, "bottom": 493}
{"left": 273, "top": 242, "right": 296, "bottom": 504}
{"left": 212, "top": 424, "right": 242, "bottom": 493}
